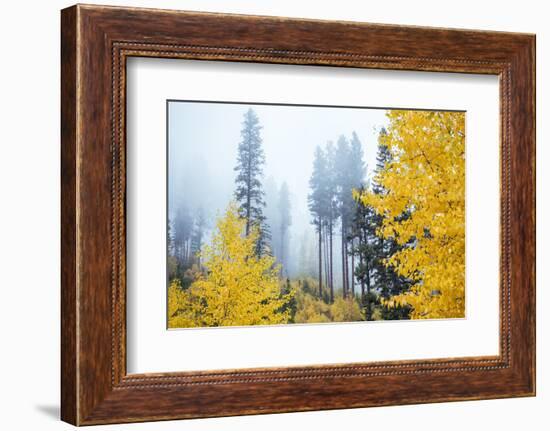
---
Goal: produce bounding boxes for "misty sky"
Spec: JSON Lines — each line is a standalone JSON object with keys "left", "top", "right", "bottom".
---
{"left": 168, "top": 101, "right": 389, "bottom": 271}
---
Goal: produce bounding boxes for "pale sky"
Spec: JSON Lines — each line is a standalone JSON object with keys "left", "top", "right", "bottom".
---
{"left": 168, "top": 100, "right": 389, "bottom": 268}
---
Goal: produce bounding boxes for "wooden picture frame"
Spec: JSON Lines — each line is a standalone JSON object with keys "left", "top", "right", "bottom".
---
{"left": 61, "top": 4, "right": 535, "bottom": 425}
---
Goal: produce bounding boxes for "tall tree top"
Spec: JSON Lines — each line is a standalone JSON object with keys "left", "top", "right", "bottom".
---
{"left": 234, "top": 108, "right": 265, "bottom": 183}
{"left": 373, "top": 128, "right": 392, "bottom": 195}
{"left": 233, "top": 108, "right": 266, "bottom": 222}
{"left": 308, "top": 145, "right": 329, "bottom": 228}
{"left": 233, "top": 108, "right": 269, "bottom": 255}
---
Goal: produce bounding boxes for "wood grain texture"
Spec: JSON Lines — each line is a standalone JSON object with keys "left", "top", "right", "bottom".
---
{"left": 60, "top": 5, "right": 78, "bottom": 425}
{"left": 60, "top": 4, "right": 536, "bottom": 425}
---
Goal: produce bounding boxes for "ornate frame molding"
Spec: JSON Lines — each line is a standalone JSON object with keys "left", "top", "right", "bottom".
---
{"left": 61, "top": 5, "right": 535, "bottom": 425}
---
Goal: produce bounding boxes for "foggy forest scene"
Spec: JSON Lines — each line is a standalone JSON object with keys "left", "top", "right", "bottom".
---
{"left": 167, "top": 101, "right": 466, "bottom": 328}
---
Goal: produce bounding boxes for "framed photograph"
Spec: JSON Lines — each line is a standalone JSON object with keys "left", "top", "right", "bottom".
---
{"left": 61, "top": 4, "right": 536, "bottom": 425}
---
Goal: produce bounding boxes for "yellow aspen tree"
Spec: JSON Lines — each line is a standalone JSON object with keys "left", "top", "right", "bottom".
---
{"left": 168, "top": 202, "right": 294, "bottom": 328}
{"left": 330, "top": 297, "right": 364, "bottom": 322}
{"left": 355, "top": 110, "right": 465, "bottom": 319}
{"left": 167, "top": 278, "right": 197, "bottom": 328}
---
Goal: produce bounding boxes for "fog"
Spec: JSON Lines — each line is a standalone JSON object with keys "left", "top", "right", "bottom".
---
{"left": 168, "top": 101, "right": 389, "bottom": 278}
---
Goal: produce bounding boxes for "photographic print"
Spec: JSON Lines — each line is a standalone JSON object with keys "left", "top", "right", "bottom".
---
{"left": 167, "top": 101, "right": 465, "bottom": 329}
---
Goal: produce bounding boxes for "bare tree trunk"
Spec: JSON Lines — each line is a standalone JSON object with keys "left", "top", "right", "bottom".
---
{"left": 325, "top": 230, "right": 330, "bottom": 289}
{"left": 346, "top": 245, "right": 353, "bottom": 292}
{"left": 341, "top": 224, "right": 346, "bottom": 298}
{"left": 329, "top": 218, "right": 334, "bottom": 303}
{"left": 280, "top": 229, "right": 284, "bottom": 274}
{"left": 365, "top": 258, "right": 371, "bottom": 320}
{"left": 280, "top": 226, "right": 286, "bottom": 277}
{"left": 324, "top": 227, "right": 329, "bottom": 294}
{"left": 359, "top": 235, "right": 365, "bottom": 298}
{"left": 366, "top": 258, "right": 371, "bottom": 294}
{"left": 245, "top": 145, "right": 252, "bottom": 236}
{"left": 351, "top": 239, "right": 355, "bottom": 297}
{"left": 318, "top": 218, "right": 323, "bottom": 298}
{"left": 343, "top": 233, "right": 349, "bottom": 296}
{"left": 186, "top": 240, "right": 189, "bottom": 264}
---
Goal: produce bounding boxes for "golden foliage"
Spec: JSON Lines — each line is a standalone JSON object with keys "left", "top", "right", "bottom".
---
{"left": 294, "top": 293, "right": 331, "bottom": 324}
{"left": 330, "top": 297, "right": 364, "bottom": 322}
{"left": 168, "top": 202, "right": 294, "bottom": 328}
{"left": 355, "top": 110, "right": 465, "bottom": 319}
{"left": 293, "top": 280, "right": 363, "bottom": 324}
{"left": 167, "top": 278, "right": 196, "bottom": 328}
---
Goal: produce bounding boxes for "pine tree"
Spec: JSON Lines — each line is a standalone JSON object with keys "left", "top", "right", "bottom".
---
{"left": 372, "top": 128, "right": 390, "bottom": 195}
{"left": 331, "top": 132, "right": 367, "bottom": 299}
{"left": 350, "top": 185, "right": 380, "bottom": 319}
{"left": 308, "top": 146, "right": 329, "bottom": 298}
{"left": 335, "top": 135, "right": 358, "bottom": 297}
{"left": 324, "top": 141, "right": 338, "bottom": 302}
{"left": 278, "top": 181, "right": 292, "bottom": 275}
{"left": 347, "top": 132, "right": 366, "bottom": 296}
{"left": 351, "top": 139, "right": 413, "bottom": 320}
{"left": 234, "top": 108, "right": 269, "bottom": 256}
{"left": 372, "top": 139, "right": 413, "bottom": 319}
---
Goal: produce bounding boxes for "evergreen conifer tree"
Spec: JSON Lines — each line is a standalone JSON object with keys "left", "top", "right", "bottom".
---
{"left": 234, "top": 108, "right": 270, "bottom": 256}
{"left": 308, "top": 145, "right": 329, "bottom": 298}
{"left": 351, "top": 137, "right": 413, "bottom": 319}
{"left": 324, "top": 141, "right": 338, "bottom": 302}
{"left": 347, "top": 132, "right": 366, "bottom": 296}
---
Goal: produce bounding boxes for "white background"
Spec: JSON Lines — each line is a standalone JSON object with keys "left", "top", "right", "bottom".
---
{"left": 0, "top": 0, "right": 546, "bottom": 430}
{"left": 127, "top": 59, "right": 500, "bottom": 373}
